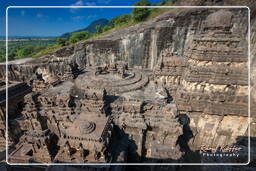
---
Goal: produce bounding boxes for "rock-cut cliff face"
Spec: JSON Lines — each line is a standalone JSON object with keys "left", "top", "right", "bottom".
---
{"left": 0, "top": 8, "right": 250, "bottom": 80}
{"left": 0, "top": 5, "right": 255, "bottom": 165}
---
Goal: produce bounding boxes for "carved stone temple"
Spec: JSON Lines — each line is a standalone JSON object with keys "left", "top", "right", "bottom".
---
{"left": 0, "top": 7, "right": 254, "bottom": 170}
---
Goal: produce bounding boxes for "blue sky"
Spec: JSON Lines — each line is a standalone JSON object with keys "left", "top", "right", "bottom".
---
{"left": 0, "top": 0, "right": 161, "bottom": 37}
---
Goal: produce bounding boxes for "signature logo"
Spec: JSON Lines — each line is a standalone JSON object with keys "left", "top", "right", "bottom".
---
{"left": 199, "top": 145, "right": 242, "bottom": 157}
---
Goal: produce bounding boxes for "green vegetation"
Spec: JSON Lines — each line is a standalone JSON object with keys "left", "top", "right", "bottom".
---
{"left": 110, "top": 14, "right": 132, "bottom": 27}
{"left": 102, "top": 25, "right": 112, "bottom": 32}
{"left": 0, "top": 0, "right": 176, "bottom": 62}
{"left": 95, "top": 25, "right": 103, "bottom": 34}
{"left": 132, "top": 0, "right": 151, "bottom": 21}
{"left": 0, "top": 39, "right": 56, "bottom": 62}
{"left": 69, "top": 31, "right": 90, "bottom": 44}
{"left": 33, "top": 44, "right": 61, "bottom": 58}
{"left": 57, "top": 37, "right": 68, "bottom": 46}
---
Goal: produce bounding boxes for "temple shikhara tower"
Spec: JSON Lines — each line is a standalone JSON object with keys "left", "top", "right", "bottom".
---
{"left": 177, "top": 9, "right": 248, "bottom": 116}
{"left": 0, "top": 7, "right": 252, "bottom": 168}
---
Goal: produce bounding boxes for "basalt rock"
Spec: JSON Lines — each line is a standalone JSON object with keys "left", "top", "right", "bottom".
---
{"left": 0, "top": 80, "right": 31, "bottom": 153}
{"left": 0, "top": 6, "right": 254, "bottom": 168}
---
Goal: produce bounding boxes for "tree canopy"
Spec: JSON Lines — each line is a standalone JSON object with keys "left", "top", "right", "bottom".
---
{"left": 132, "top": 0, "right": 150, "bottom": 21}
{"left": 57, "top": 38, "right": 68, "bottom": 46}
{"left": 70, "top": 31, "right": 90, "bottom": 43}
{"left": 110, "top": 14, "right": 132, "bottom": 27}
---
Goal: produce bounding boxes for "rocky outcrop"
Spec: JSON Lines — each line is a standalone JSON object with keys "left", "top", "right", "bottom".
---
{"left": 1, "top": 4, "right": 255, "bottom": 167}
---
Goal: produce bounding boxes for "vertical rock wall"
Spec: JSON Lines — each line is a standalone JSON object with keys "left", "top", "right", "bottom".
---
{"left": 0, "top": 7, "right": 254, "bottom": 163}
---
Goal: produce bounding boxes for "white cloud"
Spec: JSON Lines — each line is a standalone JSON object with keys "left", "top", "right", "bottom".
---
{"left": 70, "top": 0, "right": 83, "bottom": 13}
{"left": 70, "top": 0, "right": 97, "bottom": 13}
{"left": 21, "top": 10, "right": 25, "bottom": 16}
{"left": 71, "top": 0, "right": 96, "bottom": 6}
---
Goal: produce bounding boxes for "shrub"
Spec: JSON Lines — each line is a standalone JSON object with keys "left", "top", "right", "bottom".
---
{"left": 16, "top": 46, "right": 34, "bottom": 58}
{"left": 95, "top": 25, "right": 103, "bottom": 34}
{"left": 57, "top": 38, "right": 68, "bottom": 46}
{"left": 110, "top": 14, "right": 132, "bottom": 27}
{"left": 102, "top": 25, "right": 112, "bottom": 32}
{"left": 69, "top": 31, "right": 90, "bottom": 43}
{"left": 132, "top": 0, "right": 150, "bottom": 22}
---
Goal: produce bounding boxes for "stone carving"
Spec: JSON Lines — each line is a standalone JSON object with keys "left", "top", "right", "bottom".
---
{"left": 175, "top": 9, "right": 248, "bottom": 117}
{"left": 79, "top": 121, "right": 96, "bottom": 134}
{"left": 0, "top": 80, "right": 31, "bottom": 152}
{"left": 1, "top": 8, "right": 251, "bottom": 167}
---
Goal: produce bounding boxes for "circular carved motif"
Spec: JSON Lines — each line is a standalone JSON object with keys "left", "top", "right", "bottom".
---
{"left": 79, "top": 121, "right": 96, "bottom": 134}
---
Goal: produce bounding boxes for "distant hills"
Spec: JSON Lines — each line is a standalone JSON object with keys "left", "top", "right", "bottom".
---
{"left": 0, "top": 18, "right": 110, "bottom": 41}
{"left": 0, "top": 36, "right": 56, "bottom": 40}
{"left": 60, "top": 18, "right": 109, "bottom": 38}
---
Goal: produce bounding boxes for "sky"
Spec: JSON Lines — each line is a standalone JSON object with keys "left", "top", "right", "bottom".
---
{"left": 0, "top": 0, "right": 161, "bottom": 37}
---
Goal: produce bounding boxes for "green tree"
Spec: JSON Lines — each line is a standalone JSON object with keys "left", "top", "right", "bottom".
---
{"left": 8, "top": 51, "right": 16, "bottom": 61}
{"left": 95, "top": 25, "right": 103, "bottom": 34}
{"left": 69, "top": 31, "right": 90, "bottom": 43}
{"left": 102, "top": 25, "right": 111, "bottom": 32}
{"left": 16, "top": 46, "right": 34, "bottom": 58}
{"left": 57, "top": 38, "right": 68, "bottom": 46}
{"left": 0, "top": 56, "right": 5, "bottom": 62}
{"left": 132, "top": 0, "right": 150, "bottom": 22}
{"left": 110, "top": 14, "right": 132, "bottom": 27}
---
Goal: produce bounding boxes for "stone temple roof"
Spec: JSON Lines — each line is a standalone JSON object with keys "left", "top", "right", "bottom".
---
{"left": 42, "top": 81, "right": 74, "bottom": 97}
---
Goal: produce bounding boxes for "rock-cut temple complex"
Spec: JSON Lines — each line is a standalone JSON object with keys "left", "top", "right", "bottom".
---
{"left": 0, "top": 8, "right": 254, "bottom": 168}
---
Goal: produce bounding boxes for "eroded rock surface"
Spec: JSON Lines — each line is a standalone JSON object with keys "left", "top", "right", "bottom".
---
{"left": 0, "top": 6, "right": 255, "bottom": 170}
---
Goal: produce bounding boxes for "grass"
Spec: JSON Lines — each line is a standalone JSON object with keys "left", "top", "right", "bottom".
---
{"left": 89, "top": 20, "right": 140, "bottom": 39}
{"left": 33, "top": 44, "right": 61, "bottom": 58}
